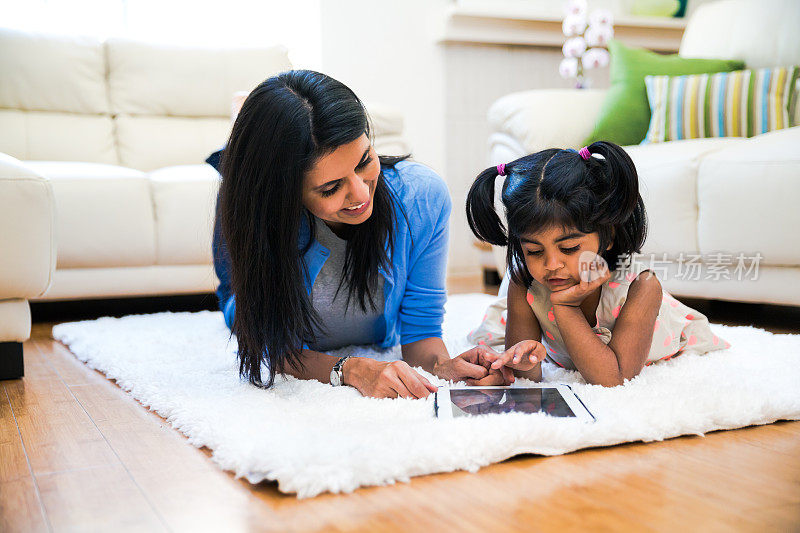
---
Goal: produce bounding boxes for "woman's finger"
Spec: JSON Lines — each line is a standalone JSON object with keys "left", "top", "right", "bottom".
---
{"left": 457, "top": 358, "right": 490, "bottom": 380}
{"left": 474, "top": 346, "right": 501, "bottom": 367}
{"left": 458, "top": 346, "right": 487, "bottom": 365}
{"left": 459, "top": 346, "right": 498, "bottom": 371}
{"left": 378, "top": 385, "right": 399, "bottom": 399}
{"left": 499, "top": 365, "right": 515, "bottom": 384}
{"left": 420, "top": 374, "right": 439, "bottom": 393}
{"left": 396, "top": 366, "right": 432, "bottom": 399}
{"left": 389, "top": 377, "right": 417, "bottom": 399}
{"left": 467, "top": 373, "right": 506, "bottom": 387}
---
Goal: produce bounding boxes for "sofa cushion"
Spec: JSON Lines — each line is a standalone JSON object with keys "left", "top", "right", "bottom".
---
{"left": 624, "top": 137, "right": 745, "bottom": 259}
{"left": 697, "top": 126, "right": 800, "bottom": 266}
{"left": 0, "top": 110, "right": 117, "bottom": 164}
{"left": 0, "top": 29, "right": 118, "bottom": 164}
{"left": 106, "top": 39, "right": 292, "bottom": 117}
{"left": 489, "top": 89, "right": 607, "bottom": 154}
{"left": 25, "top": 162, "right": 156, "bottom": 269}
{"left": 148, "top": 164, "right": 220, "bottom": 266}
{"left": 0, "top": 28, "right": 109, "bottom": 114}
{"left": 116, "top": 115, "right": 230, "bottom": 171}
{"left": 680, "top": 0, "right": 800, "bottom": 69}
{"left": 643, "top": 67, "right": 799, "bottom": 144}
{"left": 585, "top": 39, "right": 744, "bottom": 147}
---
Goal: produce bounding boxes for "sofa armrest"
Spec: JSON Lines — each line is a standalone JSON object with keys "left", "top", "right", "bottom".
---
{"left": 488, "top": 88, "right": 608, "bottom": 160}
{"left": 364, "top": 102, "right": 410, "bottom": 156}
{"left": 0, "top": 153, "right": 56, "bottom": 300}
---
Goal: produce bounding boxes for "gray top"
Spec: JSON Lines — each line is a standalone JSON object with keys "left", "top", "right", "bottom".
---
{"left": 306, "top": 218, "right": 385, "bottom": 352}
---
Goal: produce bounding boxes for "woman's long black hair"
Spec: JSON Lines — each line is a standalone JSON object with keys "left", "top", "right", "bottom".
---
{"left": 466, "top": 141, "right": 647, "bottom": 288}
{"left": 219, "top": 70, "right": 406, "bottom": 387}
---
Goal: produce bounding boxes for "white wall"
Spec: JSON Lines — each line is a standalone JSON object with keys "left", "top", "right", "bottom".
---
{"left": 320, "top": 0, "right": 449, "bottom": 174}
{"left": 2, "top": 0, "right": 323, "bottom": 68}
{"left": 319, "top": 0, "right": 475, "bottom": 271}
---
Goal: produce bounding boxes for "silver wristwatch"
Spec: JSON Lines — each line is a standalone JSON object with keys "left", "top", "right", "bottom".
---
{"left": 330, "top": 356, "right": 351, "bottom": 387}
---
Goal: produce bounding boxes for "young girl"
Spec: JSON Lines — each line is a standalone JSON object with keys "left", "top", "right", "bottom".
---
{"left": 465, "top": 142, "right": 730, "bottom": 387}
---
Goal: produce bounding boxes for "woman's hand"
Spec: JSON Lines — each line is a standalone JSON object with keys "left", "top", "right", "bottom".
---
{"left": 549, "top": 252, "right": 612, "bottom": 307}
{"left": 433, "top": 346, "right": 514, "bottom": 386}
{"left": 344, "top": 358, "right": 438, "bottom": 399}
{"left": 482, "top": 340, "right": 547, "bottom": 373}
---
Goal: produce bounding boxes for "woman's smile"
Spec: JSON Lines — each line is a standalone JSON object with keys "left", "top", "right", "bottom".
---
{"left": 341, "top": 199, "right": 371, "bottom": 216}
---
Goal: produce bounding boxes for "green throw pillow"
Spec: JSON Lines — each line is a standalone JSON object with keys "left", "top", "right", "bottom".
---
{"left": 584, "top": 40, "right": 745, "bottom": 146}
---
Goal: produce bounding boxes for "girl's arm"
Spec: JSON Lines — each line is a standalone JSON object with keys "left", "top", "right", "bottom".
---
{"left": 506, "top": 278, "right": 544, "bottom": 381}
{"left": 553, "top": 272, "right": 662, "bottom": 387}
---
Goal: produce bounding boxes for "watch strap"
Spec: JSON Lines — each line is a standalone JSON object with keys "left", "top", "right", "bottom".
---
{"left": 332, "top": 356, "right": 350, "bottom": 386}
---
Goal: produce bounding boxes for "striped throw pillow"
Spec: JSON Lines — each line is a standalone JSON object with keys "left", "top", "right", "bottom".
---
{"left": 642, "top": 66, "right": 799, "bottom": 144}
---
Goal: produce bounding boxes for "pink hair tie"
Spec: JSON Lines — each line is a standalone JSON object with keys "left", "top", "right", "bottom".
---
{"left": 496, "top": 163, "right": 506, "bottom": 176}
{"left": 578, "top": 146, "right": 591, "bottom": 160}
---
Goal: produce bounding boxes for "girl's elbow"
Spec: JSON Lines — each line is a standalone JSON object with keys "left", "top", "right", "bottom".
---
{"left": 585, "top": 373, "right": 625, "bottom": 387}
{"left": 590, "top": 369, "right": 642, "bottom": 387}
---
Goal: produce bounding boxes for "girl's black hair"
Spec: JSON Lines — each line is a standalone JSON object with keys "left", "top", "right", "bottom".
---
{"left": 219, "top": 69, "right": 407, "bottom": 387}
{"left": 466, "top": 141, "right": 647, "bottom": 288}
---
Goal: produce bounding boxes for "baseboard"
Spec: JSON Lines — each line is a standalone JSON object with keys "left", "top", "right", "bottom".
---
{"left": 0, "top": 342, "right": 24, "bottom": 380}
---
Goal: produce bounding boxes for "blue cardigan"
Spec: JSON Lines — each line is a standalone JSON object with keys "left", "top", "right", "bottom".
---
{"left": 212, "top": 159, "right": 452, "bottom": 349}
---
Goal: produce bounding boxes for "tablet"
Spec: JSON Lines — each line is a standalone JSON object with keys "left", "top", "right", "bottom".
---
{"left": 435, "top": 384, "right": 595, "bottom": 422}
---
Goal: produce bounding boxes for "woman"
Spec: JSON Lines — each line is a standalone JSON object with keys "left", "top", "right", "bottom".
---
{"left": 212, "top": 70, "right": 509, "bottom": 399}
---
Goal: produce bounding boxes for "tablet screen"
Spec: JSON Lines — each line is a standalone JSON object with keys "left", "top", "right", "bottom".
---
{"left": 448, "top": 387, "right": 576, "bottom": 417}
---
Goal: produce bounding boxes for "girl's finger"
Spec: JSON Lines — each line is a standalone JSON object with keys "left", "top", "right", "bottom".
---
{"left": 536, "top": 343, "right": 548, "bottom": 362}
{"left": 589, "top": 271, "right": 611, "bottom": 290}
{"left": 492, "top": 347, "right": 517, "bottom": 369}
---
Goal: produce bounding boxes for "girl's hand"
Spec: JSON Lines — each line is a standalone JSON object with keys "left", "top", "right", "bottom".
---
{"left": 482, "top": 340, "right": 547, "bottom": 373}
{"left": 549, "top": 252, "right": 612, "bottom": 307}
{"left": 346, "top": 358, "right": 438, "bottom": 399}
{"left": 434, "top": 346, "right": 513, "bottom": 385}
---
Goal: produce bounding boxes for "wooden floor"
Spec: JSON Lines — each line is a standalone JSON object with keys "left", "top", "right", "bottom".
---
{"left": 2, "top": 276, "right": 799, "bottom": 532}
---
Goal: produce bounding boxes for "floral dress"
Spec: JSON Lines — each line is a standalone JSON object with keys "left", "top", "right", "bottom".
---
{"left": 468, "top": 263, "right": 730, "bottom": 370}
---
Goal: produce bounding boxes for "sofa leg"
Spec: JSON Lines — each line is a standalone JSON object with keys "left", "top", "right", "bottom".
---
{"left": 0, "top": 342, "right": 24, "bottom": 380}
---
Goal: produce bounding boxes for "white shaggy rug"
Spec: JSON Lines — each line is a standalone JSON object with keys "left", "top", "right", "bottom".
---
{"left": 52, "top": 294, "right": 800, "bottom": 498}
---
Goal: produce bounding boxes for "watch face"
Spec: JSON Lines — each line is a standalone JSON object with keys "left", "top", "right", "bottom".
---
{"left": 330, "top": 370, "right": 340, "bottom": 387}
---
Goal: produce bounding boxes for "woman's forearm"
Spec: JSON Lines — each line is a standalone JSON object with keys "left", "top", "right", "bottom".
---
{"left": 401, "top": 337, "right": 450, "bottom": 374}
{"left": 552, "top": 305, "right": 624, "bottom": 386}
{"left": 283, "top": 350, "right": 380, "bottom": 390}
{"left": 282, "top": 349, "right": 342, "bottom": 384}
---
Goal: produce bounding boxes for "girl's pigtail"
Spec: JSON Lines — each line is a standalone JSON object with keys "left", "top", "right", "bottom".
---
{"left": 587, "top": 141, "right": 639, "bottom": 223}
{"left": 588, "top": 140, "right": 648, "bottom": 261}
{"left": 466, "top": 166, "right": 508, "bottom": 246}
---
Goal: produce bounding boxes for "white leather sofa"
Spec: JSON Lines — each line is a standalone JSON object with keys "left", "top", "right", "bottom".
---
{"left": 486, "top": 0, "right": 800, "bottom": 307}
{"left": 0, "top": 153, "right": 55, "bottom": 377}
{"left": 0, "top": 28, "right": 409, "bottom": 371}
